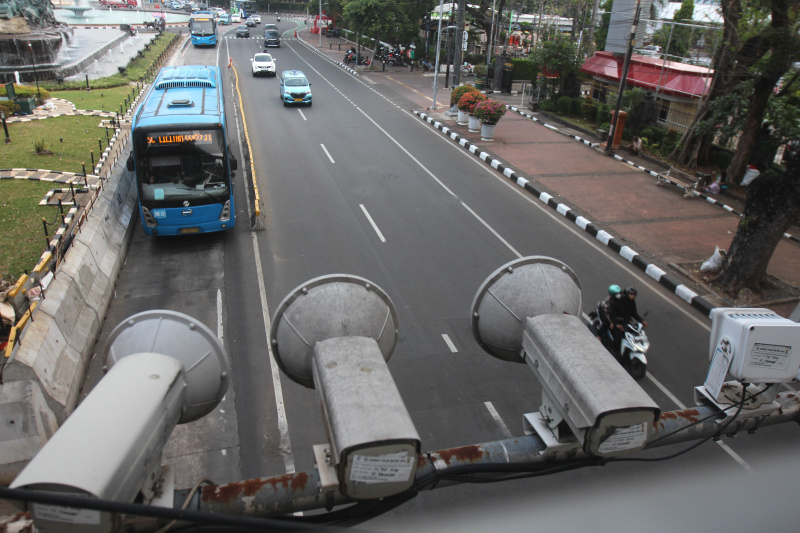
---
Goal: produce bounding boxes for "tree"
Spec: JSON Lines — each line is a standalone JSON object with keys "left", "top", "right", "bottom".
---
{"left": 530, "top": 33, "right": 581, "bottom": 95}
{"left": 713, "top": 144, "right": 800, "bottom": 295}
{"left": 691, "top": 0, "right": 800, "bottom": 296}
{"left": 652, "top": 0, "right": 695, "bottom": 60}
{"left": 671, "top": 0, "right": 799, "bottom": 178}
{"left": 341, "top": 0, "right": 420, "bottom": 49}
{"left": 593, "top": 0, "right": 614, "bottom": 51}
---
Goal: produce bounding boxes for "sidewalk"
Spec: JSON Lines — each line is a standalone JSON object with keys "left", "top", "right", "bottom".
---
{"left": 300, "top": 32, "right": 800, "bottom": 316}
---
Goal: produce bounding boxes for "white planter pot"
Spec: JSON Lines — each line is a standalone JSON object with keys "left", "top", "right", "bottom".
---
{"left": 481, "top": 123, "right": 497, "bottom": 141}
{"left": 468, "top": 115, "right": 481, "bottom": 132}
{"left": 457, "top": 109, "right": 469, "bottom": 125}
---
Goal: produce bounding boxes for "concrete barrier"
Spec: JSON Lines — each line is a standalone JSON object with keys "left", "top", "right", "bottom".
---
{"left": 0, "top": 149, "right": 137, "bottom": 483}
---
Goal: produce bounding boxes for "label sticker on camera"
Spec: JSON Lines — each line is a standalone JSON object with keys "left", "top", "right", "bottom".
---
{"left": 349, "top": 452, "right": 414, "bottom": 484}
{"left": 598, "top": 422, "right": 648, "bottom": 455}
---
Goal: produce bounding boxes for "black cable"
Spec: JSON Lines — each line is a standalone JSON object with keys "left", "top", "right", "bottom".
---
{"left": 611, "top": 381, "right": 757, "bottom": 464}
{"left": 646, "top": 383, "right": 774, "bottom": 447}
{"left": 0, "top": 486, "right": 333, "bottom": 533}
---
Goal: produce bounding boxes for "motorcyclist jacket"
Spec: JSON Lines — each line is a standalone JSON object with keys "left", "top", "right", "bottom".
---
{"left": 615, "top": 294, "right": 643, "bottom": 324}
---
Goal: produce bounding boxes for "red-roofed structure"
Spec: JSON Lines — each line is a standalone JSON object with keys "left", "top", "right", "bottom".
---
{"left": 580, "top": 51, "right": 714, "bottom": 132}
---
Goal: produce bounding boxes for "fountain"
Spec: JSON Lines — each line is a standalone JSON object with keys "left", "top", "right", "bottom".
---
{"left": 0, "top": 0, "right": 73, "bottom": 82}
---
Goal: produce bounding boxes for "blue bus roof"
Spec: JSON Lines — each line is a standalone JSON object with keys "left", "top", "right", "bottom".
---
{"left": 133, "top": 65, "right": 223, "bottom": 129}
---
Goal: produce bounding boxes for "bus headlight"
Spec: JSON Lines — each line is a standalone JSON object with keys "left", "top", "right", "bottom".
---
{"left": 219, "top": 200, "right": 231, "bottom": 222}
{"left": 142, "top": 207, "right": 158, "bottom": 228}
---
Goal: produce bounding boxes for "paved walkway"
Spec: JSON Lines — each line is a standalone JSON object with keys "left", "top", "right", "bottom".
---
{"left": 296, "top": 30, "right": 800, "bottom": 318}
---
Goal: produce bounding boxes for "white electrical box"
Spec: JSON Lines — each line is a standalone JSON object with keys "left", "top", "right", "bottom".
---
{"left": 708, "top": 308, "right": 800, "bottom": 384}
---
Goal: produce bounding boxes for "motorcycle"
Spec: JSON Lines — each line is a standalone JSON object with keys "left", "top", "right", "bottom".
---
{"left": 385, "top": 50, "right": 406, "bottom": 66}
{"left": 588, "top": 303, "right": 649, "bottom": 380}
{"left": 344, "top": 48, "right": 370, "bottom": 66}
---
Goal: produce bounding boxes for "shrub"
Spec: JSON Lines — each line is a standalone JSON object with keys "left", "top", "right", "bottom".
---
{"left": 0, "top": 100, "right": 20, "bottom": 116}
{"left": 473, "top": 99, "right": 507, "bottom": 124}
{"left": 661, "top": 128, "right": 680, "bottom": 153}
{"left": 509, "top": 58, "right": 536, "bottom": 83}
{"left": 639, "top": 126, "right": 664, "bottom": 144}
{"left": 557, "top": 96, "right": 572, "bottom": 115}
{"left": 597, "top": 103, "right": 611, "bottom": 124}
{"left": 33, "top": 138, "right": 47, "bottom": 154}
{"left": 458, "top": 91, "right": 487, "bottom": 113}
{"left": 0, "top": 84, "right": 50, "bottom": 100}
{"left": 451, "top": 84, "right": 477, "bottom": 107}
{"left": 570, "top": 97, "right": 582, "bottom": 117}
{"left": 473, "top": 63, "right": 487, "bottom": 79}
{"left": 581, "top": 98, "right": 597, "bottom": 122}
{"left": 539, "top": 99, "right": 556, "bottom": 112}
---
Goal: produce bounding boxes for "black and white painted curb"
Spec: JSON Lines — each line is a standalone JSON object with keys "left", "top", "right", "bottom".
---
{"left": 414, "top": 109, "right": 717, "bottom": 317}
{"left": 504, "top": 105, "right": 800, "bottom": 247}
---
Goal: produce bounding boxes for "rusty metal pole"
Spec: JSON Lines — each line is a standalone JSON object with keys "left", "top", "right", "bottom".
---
{"left": 182, "top": 395, "right": 800, "bottom": 519}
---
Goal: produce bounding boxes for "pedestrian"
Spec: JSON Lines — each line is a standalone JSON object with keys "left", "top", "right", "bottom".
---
{"left": 631, "top": 136, "right": 642, "bottom": 155}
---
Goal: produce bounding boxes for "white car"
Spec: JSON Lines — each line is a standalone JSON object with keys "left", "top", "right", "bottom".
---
{"left": 230, "top": 13, "right": 241, "bottom": 23}
{"left": 251, "top": 52, "right": 276, "bottom": 77}
{"left": 250, "top": 13, "right": 261, "bottom": 24}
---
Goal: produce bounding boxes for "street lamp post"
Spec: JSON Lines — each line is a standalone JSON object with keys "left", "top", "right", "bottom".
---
{"left": 484, "top": 0, "right": 497, "bottom": 90}
{"left": 318, "top": 0, "right": 322, "bottom": 47}
{"left": 430, "top": 0, "right": 446, "bottom": 111}
{"left": 27, "top": 42, "right": 42, "bottom": 106}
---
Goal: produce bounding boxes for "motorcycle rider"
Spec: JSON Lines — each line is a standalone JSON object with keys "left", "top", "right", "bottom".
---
{"left": 609, "top": 286, "right": 647, "bottom": 352}
{"left": 620, "top": 286, "right": 646, "bottom": 328}
{"left": 596, "top": 284, "right": 622, "bottom": 342}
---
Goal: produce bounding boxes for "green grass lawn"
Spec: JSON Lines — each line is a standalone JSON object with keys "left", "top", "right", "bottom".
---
{"left": 0, "top": 115, "right": 111, "bottom": 173}
{"left": 0, "top": 179, "right": 63, "bottom": 282}
{"left": 0, "top": 115, "right": 112, "bottom": 281}
{"left": 49, "top": 85, "right": 141, "bottom": 113}
{"left": 1, "top": 31, "right": 179, "bottom": 283}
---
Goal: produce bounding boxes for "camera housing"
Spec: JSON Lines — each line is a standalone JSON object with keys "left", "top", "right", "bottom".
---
{"left": 472, "top": 257, "right": 660, "bottom": 457}
{"left": 523, "top": 314, "right": 660, "bottom": 457}
{"left": 271, "top": 275, "right": 420, "bottom": 499}
{"left": 11, "top": 311, "right": 229, "bottom": 532}
{"left": 708, "top": 308, "right": 800, "bottom": 384}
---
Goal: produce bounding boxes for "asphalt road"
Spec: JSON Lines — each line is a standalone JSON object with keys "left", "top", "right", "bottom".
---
{"left": 82, "top": 19, "right": 800, "bottom": 531}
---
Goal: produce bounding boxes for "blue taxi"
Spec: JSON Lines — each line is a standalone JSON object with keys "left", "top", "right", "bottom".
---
{"left": 279, "top": 70, "right": 312, "bottom": 107}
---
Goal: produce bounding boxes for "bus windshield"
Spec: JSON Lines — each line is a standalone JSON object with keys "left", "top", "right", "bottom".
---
{"left": 134, "top": 128, "right": 230, "bottom": 207}
{"left": 191, "top": 19, "right": 215, "bottom": 35}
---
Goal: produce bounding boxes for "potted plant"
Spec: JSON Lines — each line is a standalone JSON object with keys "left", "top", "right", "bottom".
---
{"left": 458, "top": 91, "right": 488, "bottom": 132}
{"left": 473, "top": 64, "right": 488, "bottom": 89}
{"left": 451, "top": 84, "right": 477, "bottom": 124}
{"left": 473, "top": 99, "right": 507, "bottom": 141}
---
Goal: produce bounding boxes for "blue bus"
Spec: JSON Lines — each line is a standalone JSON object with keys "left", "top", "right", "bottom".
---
{"left": 127, "top": 65, "right": 237, "bottom": 236}
{"left": 189, "top": 12, "right": 217, "bottom": 46}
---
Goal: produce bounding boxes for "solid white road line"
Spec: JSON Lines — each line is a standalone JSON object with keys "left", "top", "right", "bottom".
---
{"left": 359, "top": 203, "right": 386, "bottom": 242}
{"left": 253, "top": 233, "right": 296, "bottom": 474}
{"left": 647, "top": 372, "right": 752, "bottom": 472}
{"left": 484, "top": 401, "right": 514, "bottom": 439}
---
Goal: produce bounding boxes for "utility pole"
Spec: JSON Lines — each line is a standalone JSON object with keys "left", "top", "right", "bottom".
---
{"left": 431, "top": 0, "right": 446, "bottom": 110}
{"left": 605, "top": 0, "right": 641, "bottom": 155}
{"left": 452, "top": 0, "right": 466, "bottom": 86}
{"left": 587, "top": 0, "right": 601, "bottom": 48}
{"left": 484, "top": 0, "right": 497, "bottom": 88}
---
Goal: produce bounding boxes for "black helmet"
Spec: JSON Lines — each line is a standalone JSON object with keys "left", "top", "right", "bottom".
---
{"left": 625, "top": 286, "right": 638, "bottom": 296}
